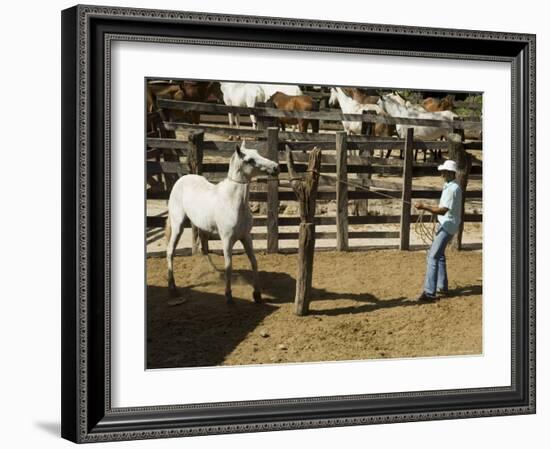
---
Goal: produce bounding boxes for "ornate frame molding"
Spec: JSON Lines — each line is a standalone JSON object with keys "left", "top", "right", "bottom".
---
{"left": 62, "top": 4, "right": 536, "bottom": 443}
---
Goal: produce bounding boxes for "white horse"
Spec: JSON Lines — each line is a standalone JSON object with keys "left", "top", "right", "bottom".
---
{"left": 405, "top": 100, "right": 428, "bottom": 112}
{"left": 383, "top": 92, "right": 427, "bottom": 113}
{"left": 220, "top": 83, "right": 265, "bottom": 129}
{"left": 377, "top": 93, "right": 457, "bottom": 140}
{"left": 260, "top": 84, "right": 302, "bottom": 99}
{"left": 165, "top": 141, "right": 279, "bottom": 303}
{"left": 220, "top": 83, "right": 303, "bottom": 129}
{"left": 328, "top": 87, "right": 382, "bottom": 135}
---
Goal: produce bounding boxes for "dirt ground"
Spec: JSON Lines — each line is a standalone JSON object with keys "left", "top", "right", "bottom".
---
{"left": 147, "top": 249, "right": 482, "bottom": 369}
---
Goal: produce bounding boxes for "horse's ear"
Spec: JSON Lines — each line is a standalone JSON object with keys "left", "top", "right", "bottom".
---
{"left": 235, "top": 143, "right": 242, "bottom": 157}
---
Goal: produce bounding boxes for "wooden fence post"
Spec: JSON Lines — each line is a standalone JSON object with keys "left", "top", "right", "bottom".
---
{"left": 286, "top": 146, "right": 322, "bottom": 316}
{"left": 335, "top": 131, "right": 349, "bottom": 251}
{"left": 356, "top": 110, "right": 376, "bottom": 216}
{"left": 399, "top": 128, "right": 414, "bottom": 250}
{"left": 187, "top": 130, "right": 208, "bottom": 255}
{"left": 266, "top": 127, "right": 279, "bottom": 253}
{"left": 453, "top": 117, "right": 466, "bottom": 141}
{"left": 448, "top": 133, "right": 471, "bottom": 250}
{"left": 161, "top": 110, "right": 179, "bottom": 192}
{"left": 256, "top": 102, "right": 278, "bottom": 130}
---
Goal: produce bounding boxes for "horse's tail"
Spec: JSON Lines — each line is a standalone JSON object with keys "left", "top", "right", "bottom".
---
{"left": 165, "top": 213, "right": 172, "bottom": 243}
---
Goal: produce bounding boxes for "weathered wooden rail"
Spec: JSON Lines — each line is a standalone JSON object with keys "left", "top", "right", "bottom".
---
{"left": 147, "top": 128, "right": 482, "bottom": 252}
{"left": 158, "top": 99, "right": 482, "bottom": 130}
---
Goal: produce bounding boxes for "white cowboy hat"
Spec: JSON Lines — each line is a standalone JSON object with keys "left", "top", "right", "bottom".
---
{"left": 437, "top": 160, "right": 458, "bottom": 172}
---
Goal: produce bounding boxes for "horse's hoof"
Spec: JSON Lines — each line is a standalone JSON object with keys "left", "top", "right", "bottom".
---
{"left": 253, "top": 291, "right": 262, "bottom": 303}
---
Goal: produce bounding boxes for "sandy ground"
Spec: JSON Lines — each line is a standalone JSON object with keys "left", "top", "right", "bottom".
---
{"left": 147, "top": 249, "right": 482, "bottom": 369}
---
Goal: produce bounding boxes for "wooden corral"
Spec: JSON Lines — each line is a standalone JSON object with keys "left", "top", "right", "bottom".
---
{"left": 146, "top": 98, "right": 482, "bottom": 255}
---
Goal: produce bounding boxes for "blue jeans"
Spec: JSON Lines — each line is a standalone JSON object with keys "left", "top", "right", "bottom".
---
{"left": 423, "top": 225, "right": 453, "bottom": 296}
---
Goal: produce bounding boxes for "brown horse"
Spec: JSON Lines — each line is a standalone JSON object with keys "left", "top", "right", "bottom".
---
{"left": 422, "top": 95, "right": 454, "bottom": 112}
{"left": 180, "top": 81, "right": 223, "bottom": 104}
{"left": 341, "top": 87, "right": 380, "bottom": 105}
{"left": 147, "top": 80, "right": 223, "bottom": 124}
{"left": 268, "top": 91, "right": 319, "bottom": 133}
{"left": 147, "top": 84, "right": 181, "bottom": 113}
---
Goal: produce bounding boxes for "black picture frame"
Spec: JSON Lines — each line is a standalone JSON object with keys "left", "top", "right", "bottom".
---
{"left": 61, "top": 4, "right": 536, "bottom": 443}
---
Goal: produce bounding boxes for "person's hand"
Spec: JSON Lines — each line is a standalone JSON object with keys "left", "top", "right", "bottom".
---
{"left": 415, "top": 202, "right": 425, "bottom": 210}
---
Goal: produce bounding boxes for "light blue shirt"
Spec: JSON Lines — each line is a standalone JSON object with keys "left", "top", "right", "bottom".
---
{"left": 437, "top": 180, "right": 462, "bottom": 235}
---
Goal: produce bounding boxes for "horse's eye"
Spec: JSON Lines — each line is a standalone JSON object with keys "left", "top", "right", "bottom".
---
{"left": 246, "top": 158, "right": 256, "bottom": 166}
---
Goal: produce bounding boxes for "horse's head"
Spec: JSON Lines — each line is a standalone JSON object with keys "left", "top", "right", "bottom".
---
{"left": 232, "top": 141, "right": 280, "bottom": 180}
{"left": 387, "top": 92, "right": 406, "bottom": 105}
{"left": 206, "top": 82, "right": 223, "bottom": 103}
{"left": 440, "top": 95, "right": 454, "bottom": 110}
{"left": 378, "top": 93, "right": 403, "bottom": 115}
{"left": 328, "top": 88, "right": 339, "bottom": 107}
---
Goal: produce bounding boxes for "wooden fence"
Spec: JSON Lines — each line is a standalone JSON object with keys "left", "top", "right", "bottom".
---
{"left": 146, "top": 100, "right": 482, "bottom": 253}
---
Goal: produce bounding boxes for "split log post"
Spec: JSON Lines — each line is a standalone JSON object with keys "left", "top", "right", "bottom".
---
{"left": 447, "top": 133, "right": 471, "bottom": 250}
{"left": 266, "top": 127, "right": 280, "bottom": 253}
{"left": 187, "top": 130, "right": 209, "bottom": 255}
{"left": 286, "top": 145, "right": 322, "bottom": 316}
{"left": 399, "top": 128, "right": 414, "bottom": 250}
{"left": 335, "top": 131, "right": 349, "bottom": 251}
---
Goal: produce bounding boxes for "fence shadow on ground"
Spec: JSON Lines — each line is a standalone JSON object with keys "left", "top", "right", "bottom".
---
{"left": 237, "top": 269, "right": 380, "bottom": 305}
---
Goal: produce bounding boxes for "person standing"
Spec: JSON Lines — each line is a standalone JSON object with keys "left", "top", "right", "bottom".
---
{"left": 415, "top": 160, "right": 462, "bottom": 301}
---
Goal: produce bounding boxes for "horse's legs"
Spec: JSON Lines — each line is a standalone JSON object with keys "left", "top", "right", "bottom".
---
{"left": 166, "top": 210, "right": 186, "bottom": 295}
{"left": 249, "top": 114, "right": 255, "bottom": 129}
{"left": 228, "top": 112, "right": 233, "bottom": 127}
{"left": 221, "top": 237, "right": 235, "bottom": 304}
{"left": 235, "top": 114, "right": 241, "bottom": 129}
{"left": 311, "top": 119, "right": 320, "bottom": 134}
{"left": 241, "top": 235, "right": 261, "bottom": 303}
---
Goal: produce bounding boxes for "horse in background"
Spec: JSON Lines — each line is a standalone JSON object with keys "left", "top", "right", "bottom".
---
{"left": 260, "top": 84, "right": 302, "bottom": 99}
{"left": 165, "top": 141, "right": 280, "bottom": 304}
{"left": 340, "top": 87, "right": 380, "bottom": 105}
{"left": 267, "top": 92, "right": 319, "bottom": 133}
{"left": 147, "top": 81, "right": 223, "bottom": 124}
{"left": 220, "top": 83, "right": 265, "bottom": 129}
{"left": 328, "top": 87, "right": 383, "bottom": 135}
{"left": 180, "top": 81, "right": 223, "bottom": 104}
{"left": 378, "top": 93, "right": 457, "bottom": 160}
{"left": 422, "top": 95, "right": 455, "bottom": 112}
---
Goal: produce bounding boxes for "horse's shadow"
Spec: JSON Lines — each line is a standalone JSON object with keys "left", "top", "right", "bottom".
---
{"left": 146, "top": 268, "right": 390, "bottom": 370}
{"left": 147, "top": 284, "right": 278, "bottom": 369}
